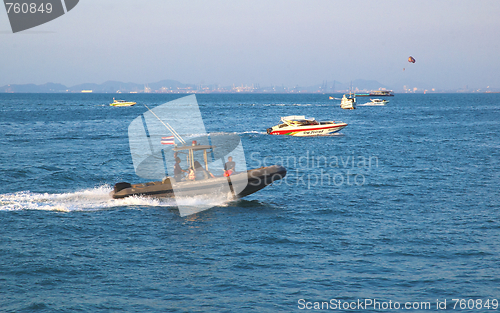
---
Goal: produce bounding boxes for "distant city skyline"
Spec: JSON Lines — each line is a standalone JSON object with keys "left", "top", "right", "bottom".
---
{"left": 2, "top": 78, "right": 497, "bottom": 94}
{"left": 1, "top": 0, "right": 500, "bottom": 90}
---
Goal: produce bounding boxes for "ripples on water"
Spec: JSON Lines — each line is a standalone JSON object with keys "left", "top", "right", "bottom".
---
{"left": 0, "top": 93, "right": 499, "bottom": 312}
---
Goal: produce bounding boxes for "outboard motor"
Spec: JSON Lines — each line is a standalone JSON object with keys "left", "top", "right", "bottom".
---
{"left": 266, "top": 128, "right": 272, "bottom": 134}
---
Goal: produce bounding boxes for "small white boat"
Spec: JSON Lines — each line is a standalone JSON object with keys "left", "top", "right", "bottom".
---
{"left": 340, "top": 94, "right": 356, "bottom": 110}
{"left": 365, "top": 98, "right": 389, "bottom": 106}
{"left": 110, "top": 98, "right": 136, "bottom": 106}
{"left": 267, "top": 116, "right": 347, "bottom": 136}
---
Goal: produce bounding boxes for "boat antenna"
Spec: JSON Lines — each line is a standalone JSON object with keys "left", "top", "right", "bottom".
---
{"left": 143, "top": 104, "right": 186, "bottom": 145}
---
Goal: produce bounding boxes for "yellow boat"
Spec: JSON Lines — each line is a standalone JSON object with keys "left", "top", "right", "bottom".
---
{"left": 110, "top": 98, "right": 136, "bottom": 106}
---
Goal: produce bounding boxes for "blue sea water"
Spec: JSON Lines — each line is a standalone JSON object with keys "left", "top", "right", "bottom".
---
{"left": 0, "top": 93, "right": 499, "bottom": 312}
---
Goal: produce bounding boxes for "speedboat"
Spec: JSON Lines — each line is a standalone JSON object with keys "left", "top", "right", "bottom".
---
{"left": 340, "top": 94, "right": 356, "bottom": 109}
{"left": 267, "top": 115, "right": 347, "bottom": 136}
{"left": 112, "top": 165, "right": 286, "bottom": 200}
{"left": 366, "top": 99, "right": 389, "bottom": 106}
{"left": 112, "top": 143, "right": 286, "bottom": 200}
{"left": 113, "top": 95, "right": 287, "bottom": 216}
{"left": 110, "top": 98, "right": 136, "bottom": 106}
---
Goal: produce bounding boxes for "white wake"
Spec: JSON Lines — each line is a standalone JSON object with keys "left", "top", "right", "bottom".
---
{"left": 0, "top": 185, "right": 232, "bottom": 213}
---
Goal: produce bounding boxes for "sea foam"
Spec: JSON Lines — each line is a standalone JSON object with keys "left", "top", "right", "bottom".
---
{"left": 0, "top": 185, "right": 232, "bottom": 213}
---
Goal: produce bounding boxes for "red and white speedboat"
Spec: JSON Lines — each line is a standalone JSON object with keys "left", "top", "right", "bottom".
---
{"left": 267, "top": 116, "right": 347, "bottom": 136}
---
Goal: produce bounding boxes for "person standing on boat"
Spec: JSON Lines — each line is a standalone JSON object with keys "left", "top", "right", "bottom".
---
{"left": 174, "top": 157, "right": 187, "bottom": 182}
{"left": 224, "top": 156, "right": 235, "bottom": 176}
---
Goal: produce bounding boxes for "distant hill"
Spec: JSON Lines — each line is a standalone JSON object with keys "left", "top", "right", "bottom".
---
{"left": 1, "top": 79, "right": 497, "bottom": 93}
{"left": 1, "top": 82, "right": 68, "bottom": 93}
{"left": 0, "top": 79, "right": 395, "bottom": 93}
{"left": 351, "top": 79, "right": 391, "bottom": 91}
{"left": 295, "top": 79, "right": 391, "bottom": 93}
{"left": 148, "top": 79, "right": 196, "bottom": 90}
{"left": 68, "top": 81, "right": 141, "bottom": 93}
{"left": 0, "top": 79, "right": 197, "bottom": 93}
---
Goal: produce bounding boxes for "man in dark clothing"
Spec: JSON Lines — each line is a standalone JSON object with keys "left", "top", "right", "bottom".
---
{"left": 174, "top": 157, "right": 186, "bottom": 182}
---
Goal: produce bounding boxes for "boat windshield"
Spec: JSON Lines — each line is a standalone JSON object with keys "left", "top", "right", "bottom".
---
{"left": 284, "top": 119, "right": 319, "bottom": 126}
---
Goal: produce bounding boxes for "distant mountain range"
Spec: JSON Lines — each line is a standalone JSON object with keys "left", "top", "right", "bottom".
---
{"left": 0, "top": 79, "right": 392, "bottom": 93}
{"left": 1, "top": 79, "right": 494, "bottom": 93}
{"left": 0, "top": 80, "right": 197, "bottom": 93}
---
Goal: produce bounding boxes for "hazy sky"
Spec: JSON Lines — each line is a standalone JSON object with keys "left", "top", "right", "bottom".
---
{"left": 1, "top": 0, "right": 499, "bottom": 89}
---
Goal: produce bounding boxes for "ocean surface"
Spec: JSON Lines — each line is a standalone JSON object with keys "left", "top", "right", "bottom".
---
{"left": 1, "top": 93, "right": 499, "bottom": 312}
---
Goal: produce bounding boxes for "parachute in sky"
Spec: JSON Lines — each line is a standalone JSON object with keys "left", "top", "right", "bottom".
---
{"left": 408, "top": 56, "right": 416, "bottom": 63}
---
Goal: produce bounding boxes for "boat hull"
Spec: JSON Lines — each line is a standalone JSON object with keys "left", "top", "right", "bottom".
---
{"left": 340, "top": 95, "right": 356, "bottom": 110}
{"left": 369, "top": 91, "right": 394, "bottom": 97}
{"left": 111, "top": 165, "right": 287, "bottom": 199}
{"left": 340, "top": 100, "right": 356, "bottom": 110}
{"left": 110, "top": 102, "right": 136, "bottom": 107}
{"left": 268, "top": 123, "right": 347, "bottom": 136}
{"left": 360, "top": 99, "right": 388, "bottom": 106}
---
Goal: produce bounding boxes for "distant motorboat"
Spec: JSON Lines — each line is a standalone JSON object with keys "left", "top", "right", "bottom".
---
{"left": 340, "top": 94, "right": 356, "bottom": 110}
{"left": 267, "top": 115, "right": 347, "bottom": 136}
{"left": 110, "top": 98, "right": 136, "bottom": 106}
{"left": 364, "top": 98, "right": 389, "bottom": 106}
